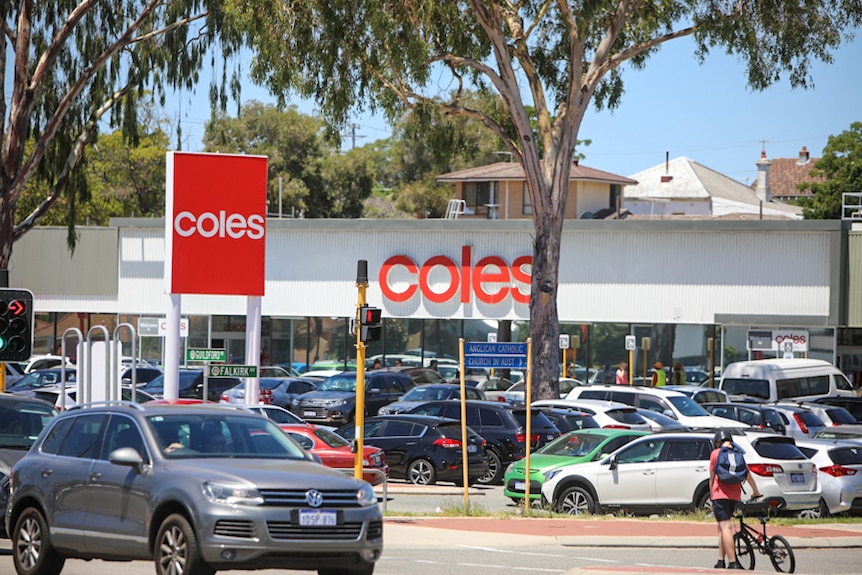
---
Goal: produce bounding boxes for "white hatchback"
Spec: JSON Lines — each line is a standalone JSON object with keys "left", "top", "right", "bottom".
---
{"left": 532, "top": 399, "right": 652, "bottom": 432}
{"left": 795, "top": 438, "right": 862, "bottom": 518}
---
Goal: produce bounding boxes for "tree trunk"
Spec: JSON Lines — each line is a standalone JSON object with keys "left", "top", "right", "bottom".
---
{"left": 529, "top": 210, "right": 564, "bottom": 400}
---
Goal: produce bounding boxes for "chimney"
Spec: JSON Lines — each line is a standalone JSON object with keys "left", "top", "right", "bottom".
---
{"left": 661, "top": 151, "right": 673, "bottom": 182}
{"left": 797, "top": 146, "right": 810, "bottom": 165}
{"left": 755, "top": 149, "right": 772, "bottom": 203}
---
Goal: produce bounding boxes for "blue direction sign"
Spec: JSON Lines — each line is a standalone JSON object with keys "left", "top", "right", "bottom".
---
{"left": 464, "top": 342, "right": 528, "bottom": 369}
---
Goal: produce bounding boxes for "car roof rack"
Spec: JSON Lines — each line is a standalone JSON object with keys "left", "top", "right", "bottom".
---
{"left": 68, "top": 400, "right": 144, "bottom": 412}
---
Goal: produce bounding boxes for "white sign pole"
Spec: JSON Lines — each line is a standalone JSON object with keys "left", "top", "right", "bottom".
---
{"left": 164, "top": 293, "right": 182, "bottom": 400}
{"left": 245, "top": 296, "right": 262, "bottom": 405}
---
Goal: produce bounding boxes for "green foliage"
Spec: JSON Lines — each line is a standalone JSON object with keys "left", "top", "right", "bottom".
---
{"left": 798, "top": 122, "right": 862, "bottom": 220}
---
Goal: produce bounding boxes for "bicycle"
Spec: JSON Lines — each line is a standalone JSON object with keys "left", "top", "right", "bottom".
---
{"left": 733, "top": 495, "right": 796, "bottom": 573}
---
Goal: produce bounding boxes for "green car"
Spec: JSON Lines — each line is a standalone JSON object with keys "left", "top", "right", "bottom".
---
{"left": 503, "top": 428, "right": 650, "bottom": 502}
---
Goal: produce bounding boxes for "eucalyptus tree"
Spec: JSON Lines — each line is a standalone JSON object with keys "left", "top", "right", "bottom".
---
{"left": 226, "top": 0, "right": 861, "bottom": 399}
{"left": 798, "top": 122, "right": 862, "bottom": 220}
{"left": 0, "top": 1, "right": 243, "bottom": 270}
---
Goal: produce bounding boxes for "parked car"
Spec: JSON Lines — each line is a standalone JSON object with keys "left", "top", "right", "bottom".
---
{"left": 532, "top": 399, "right": 653, "bottom": 431}
{"left": 4, "top": 402, "right": 382, "bottom": 573}
{"left": 811, "top": 397, "right": 862, "bottom": 423}
{"left": 795, "top": 438, "right": 862, "bottom": 518}
{"left": 541, "top": 429, "right": 820, "bottom": 515}
{"left": 498, "top": 378, "right": 585, "bottom": 407}
{"left": 467, "top": 377, "right": 514, "bottom": 400}
{"left": 5, "top": 368, "right": 76, "bottom": 393}
{"left": 503, "top": 429, "right": 649, "bottom": 503}
{"left": 407, "top": 400, "right": 560, "bottom": 485}
{"left": 139, "top": 369, "right": 241, "bottom": 402}
{"left": 220, "top": 376, "right": 317, "bottom": 408}
{"left": 373, "top": 366, "right": 445, "bottom": 384}
{"left": 663, "top": 384, "right": 729, "bottom": 404}
{"left": 813, "top": 424, "right": 862, "bottom": 440}
{"left": 258, "top": 365, "right": 298, "bottom": 377}
{"left": 769, "top": 403, "right": 828, "bottom": 440}
{"left": 337, "top": 415, "right": 489, "bottom": 486}
{"left": 292, "top": 370, "right": 414, "bottom": 424}
{"left": 635, "top": 408, "right": 690, "bottom": 431}
{"left": 0, "top": 394, "right": 57, "bottom": 538}
{"left": 20, "top": 354, "right": 74, "bottom": 373}
{"left": 3, "top": 362, "right": 25, "bottom": 387}
{"left": 378, "top": 383, "right": 486, "bottom": 415}
{"left": 567, "top": 385, "right": 749, "bottom": 429}
{"left": 701, "top": 402, "right": 787, "bottom": 434}
{"left": 684, "top": 368, "right": 713, "bottom": 386}
{"left": 280, "top": 423, "right": 389, "bottom": 485}
{"left": 228, "top": 404, "right": 307, "bottom": 425}
{"left": 119, "top": 365, "right": 164, "bottom": 386}
{"left": 775, "top": 401, "right": 857, "bottom": 427}
{"left": 719, "top": 358, "right": 856, "bottom": 403}
{"left": 538, "top": 407, "right": 600, "bottom": 433}
{"left": 27, "top": 385, "right": 156, "bottom": 411}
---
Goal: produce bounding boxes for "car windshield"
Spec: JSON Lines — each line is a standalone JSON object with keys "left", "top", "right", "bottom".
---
{"left": 6, "top": 370, "right": 75, "bottom": 391}
{"left": 721, "top": 378, "right": 770, "bottom": 400}
{"left": 318, "top": 375, "right": 357, "bottom": 392}
{"left": 750, "top": 437, "right": 808, "bottom": 460}
{"left": 141, "top": 371, "right": 199, "bottom": 393}
{"left": 256, "top": 407, "right": 304, "bottom": 424}
{"left": 538, "top": 431, "right": 607, "bottom": 457}
{"left": 0, "top": 400, "right": 57, "bottom": 448}
{"left": 147, "top": 413, "right": 308, "bottom": 460}
{"left": 314, "top": 427, "right": 351, "bottom": 448}
{"left": 666, "top": 395, "right": 710, "bottom": 417}
{"left": 402, "top": 386, "right": 452, "bottom": 401}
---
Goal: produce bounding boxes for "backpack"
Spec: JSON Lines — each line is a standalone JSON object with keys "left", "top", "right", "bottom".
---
{"left": 715, "top": 444, "right": 748, "bottom": 484}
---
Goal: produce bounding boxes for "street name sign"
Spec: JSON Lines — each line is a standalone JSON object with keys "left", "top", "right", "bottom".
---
{"left": 187, "top": 348, "right": 227, "bottom": 362}
{"left": 464, "top": 342, "right": 527, "bottom": 369}
{"left": 207, "top": 364, "right": 258, "bottom": 378}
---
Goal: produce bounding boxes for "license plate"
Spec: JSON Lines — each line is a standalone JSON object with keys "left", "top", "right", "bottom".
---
{"left": 514, "top": 481, "right": 526, "bottom": 491}
{"left": 299, "top": 510, "right": 337, "bottom": 526}
{"left": 467, "top": 444, "right": 477, "bottom": 453}
{"left": 790, "top": 472, "right": 804, "bottom": 484}
{"left": 303, "top": 410, "right": 316, "bottom": 417}
{"left": 546, "top": 434, "right": 554, "bottom": 441}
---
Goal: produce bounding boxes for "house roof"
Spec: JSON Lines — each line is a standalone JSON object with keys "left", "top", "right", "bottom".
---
{"left": 753, "top": 148, "right": 826, "bottom": 198}
{"left": 624, "top": 156, "right": 801, "bottom": 218}
{"left": 436, "top": 161, "right": 638, "bottom": 185}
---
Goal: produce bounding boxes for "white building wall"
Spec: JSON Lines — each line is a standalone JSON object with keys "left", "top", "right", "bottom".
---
{"left": 110, "top": 218, "right": 840, "bottom": 327}
{"left": 624, "top": 199, "right": 711, "bottom": 217}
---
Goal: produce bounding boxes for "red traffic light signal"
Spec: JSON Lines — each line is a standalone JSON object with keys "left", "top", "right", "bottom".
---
{"left": 0, "top": 288, "right": 34, "bottom": 361}
{"left": 358, "top": 305, "right": 382, "bottom": 343}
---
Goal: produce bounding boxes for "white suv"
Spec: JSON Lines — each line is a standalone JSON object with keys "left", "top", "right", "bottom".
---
{"left": 567, "top": 384, "right": 748, "bottom": 429}
{"left": 541, "top": 429, "right": 820, "bottom": 515}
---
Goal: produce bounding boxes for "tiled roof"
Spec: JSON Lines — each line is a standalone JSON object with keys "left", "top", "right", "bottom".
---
{"left": 754, "top": 151, "right": 826, "bottom": 199}
{"left": 436, "top": 161, "right": 638, "bottom": 185}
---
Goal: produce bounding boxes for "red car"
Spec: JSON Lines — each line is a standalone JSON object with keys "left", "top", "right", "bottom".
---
{"left": 281, "top": 424, "right": 389, "bottom": 485}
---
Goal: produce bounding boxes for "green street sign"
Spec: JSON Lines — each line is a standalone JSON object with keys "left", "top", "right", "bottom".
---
{"left": 207, "top": 364, "right": 258, "bottom": 378}
{"left": 187, "top": 348, "right": 227, "bottom": 362}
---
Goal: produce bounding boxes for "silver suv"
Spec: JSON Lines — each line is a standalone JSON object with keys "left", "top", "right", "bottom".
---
{"left": 6, "top": 402, "right": 382, "bottom": 575}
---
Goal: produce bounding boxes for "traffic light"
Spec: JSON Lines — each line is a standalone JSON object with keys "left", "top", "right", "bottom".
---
{"left": 358, "top": 305, "right": 382, "bottom": 343}
{"left": 0, "top": 288, "right": 34, "bottom": 361}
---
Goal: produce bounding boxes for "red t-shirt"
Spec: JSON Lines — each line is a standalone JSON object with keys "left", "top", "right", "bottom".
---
{"left": 710, "top": 448, "right": 743, "bottom": 501}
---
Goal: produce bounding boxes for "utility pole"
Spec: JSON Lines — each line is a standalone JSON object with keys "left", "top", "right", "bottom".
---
{"left": 342, "top": 122, "right": 366, "bottom": 150}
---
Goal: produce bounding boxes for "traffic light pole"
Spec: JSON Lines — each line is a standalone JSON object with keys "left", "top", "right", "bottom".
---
{"left": 354, "top": 260, "right": 368, "bottom": 480}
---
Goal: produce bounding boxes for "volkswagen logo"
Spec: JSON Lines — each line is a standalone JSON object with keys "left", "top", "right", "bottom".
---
{"left": 306, "top": 489, "right": 324, "bottom": 508}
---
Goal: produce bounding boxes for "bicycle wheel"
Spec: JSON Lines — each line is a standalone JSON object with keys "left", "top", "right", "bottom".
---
{"left": 768, "top": 535, "right": 795, "bottom": 573}
{"left": 733, "top": 532, "right": 755, "bottom": 570}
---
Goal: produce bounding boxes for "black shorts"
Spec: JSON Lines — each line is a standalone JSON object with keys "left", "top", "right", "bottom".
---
{"left": 713, "top": 499, "right": 738, "bottom": 522}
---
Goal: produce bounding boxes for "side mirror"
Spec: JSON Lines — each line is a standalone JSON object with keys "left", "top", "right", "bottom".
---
{"left": 608, "top": 454, "right": 618, "bottom": 471}
{"left": 350, "top": 439, "right": 359, "bottom": 454}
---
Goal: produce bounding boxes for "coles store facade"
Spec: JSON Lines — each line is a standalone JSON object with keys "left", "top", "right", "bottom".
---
{"left": 11, "top": 217, "right": 862, "bottom": 384}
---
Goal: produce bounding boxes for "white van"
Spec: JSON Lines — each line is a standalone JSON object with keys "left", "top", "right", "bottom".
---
{"left": 719, "top": 358, "right": 857, "bottom": 403}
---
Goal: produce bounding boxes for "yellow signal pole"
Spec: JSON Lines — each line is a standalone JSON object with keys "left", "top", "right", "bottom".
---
{"left": 459, "top": 338, "right": 469, "bottom": 511}
{"left": 354, "top": 261, "right": 368, "bottom": 480}
{"left": 524, "top": 338, "right": 532, "bottom": 515}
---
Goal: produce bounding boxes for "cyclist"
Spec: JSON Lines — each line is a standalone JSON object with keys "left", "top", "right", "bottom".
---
{"left": 710, "top": 430, "right": 762, "bottom": 569}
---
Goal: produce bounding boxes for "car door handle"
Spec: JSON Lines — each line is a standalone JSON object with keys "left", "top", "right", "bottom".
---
{"left": 89, "top": 472, "right": 102, "bottom": 481}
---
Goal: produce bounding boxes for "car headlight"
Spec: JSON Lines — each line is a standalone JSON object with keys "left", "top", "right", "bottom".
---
{"left": 203, "top": 481, "right": 264, "bottom": 506}
{"left": 357, "top": 483, "right": 377, "bottom": 507}
{"left": 505, "top": 462, "right": 515, "bottom": 474}
{"left": 292, "top": 398, "right": 301, "bottom": 406}
{"left": 324, "top": 399, "right": 346, "bottom": 407}
{"left": 543, "top": 469, "right": 562, "bottom": 481}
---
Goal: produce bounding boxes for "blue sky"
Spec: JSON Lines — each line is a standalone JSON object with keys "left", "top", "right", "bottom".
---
{"left": 169, "top": 32, "right": 860, "bottom": 186}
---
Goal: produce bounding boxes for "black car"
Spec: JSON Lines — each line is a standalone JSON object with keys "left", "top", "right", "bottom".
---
{"left": 0, "top": 394, "right": 57, "bottom": 538}
{"left": 538, "top": 407, "right": 600, "bottom": 433}
{"left": 139, "top": 369, "right": 241, "bottom": 402}
{"left": 406, "top": 400, "right": 561, "bottom": 485}
{"left": 701, "top": 402, "right": 786, "bottom": 434}
{"left": 5, "top": 368, "right": 76, "bottom": 393}
{"left": 378, "top": 383, "right": 487, "bottom": 415}
{"left": 292, "top": 371, "right": 415, "bottom": 424}
{"left": 337, "top": 415, "right": 489, "bottom": 486}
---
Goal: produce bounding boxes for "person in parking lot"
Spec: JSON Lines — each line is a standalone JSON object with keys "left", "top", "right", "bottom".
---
{"left": 710, "top": 430, "right": 761, "bottom": 570}
{"left": 672, "top": 362, "right": 687, "bottom": 385}
{"left": 651, "top": 362, "right": 666, "bottom": 387}
{"left": 615, "top": 361, "right": 628, "bottom": 384}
